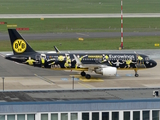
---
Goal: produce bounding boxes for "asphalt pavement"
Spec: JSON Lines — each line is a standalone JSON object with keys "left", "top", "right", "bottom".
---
{"left": 0, "top": 31, "right": 160, "bottom": 40}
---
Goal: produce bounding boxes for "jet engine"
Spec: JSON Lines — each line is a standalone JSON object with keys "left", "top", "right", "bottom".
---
{"left": 95, "top": 67, "right": 117, "bottom": 76}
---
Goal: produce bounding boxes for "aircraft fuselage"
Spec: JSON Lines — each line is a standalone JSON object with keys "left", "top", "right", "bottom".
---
{"left": 5, "top": 52, "right": 157, "bottom": 70}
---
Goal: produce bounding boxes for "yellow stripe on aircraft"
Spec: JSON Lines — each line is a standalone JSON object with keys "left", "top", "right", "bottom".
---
{"left": 52, "top": 68, "right": 88, "bottom": 71}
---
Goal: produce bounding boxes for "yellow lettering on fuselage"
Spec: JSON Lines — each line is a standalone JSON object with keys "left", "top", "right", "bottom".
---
{"left": 88, "top": 55, "right": 102, "bottom": 58}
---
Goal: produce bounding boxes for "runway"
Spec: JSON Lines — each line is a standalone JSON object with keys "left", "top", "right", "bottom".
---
{"left": 1, "top": 13, "right": 160, "bottom": 18}
{"left": 0, "top": 51, "right": 160, "bottom": 91}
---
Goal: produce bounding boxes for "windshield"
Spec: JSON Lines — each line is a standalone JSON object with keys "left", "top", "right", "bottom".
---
{"left": 145, "top": 57, "right": 150, "bottom": 61}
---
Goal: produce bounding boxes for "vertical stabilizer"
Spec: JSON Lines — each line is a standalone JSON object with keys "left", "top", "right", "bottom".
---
{"left": 8, "top": 29, "right": 36, "bottom": 55}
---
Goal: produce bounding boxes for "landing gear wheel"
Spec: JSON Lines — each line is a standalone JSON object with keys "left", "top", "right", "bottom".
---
{"left": 85, "top": 74, "right": 91, "bottom": 79}
{"left": 81, "top": 71, "right": 86, "bottom": 76}
{"left": 134, "top": 69, "right": 139, "bottom": 77}
{"left": 135, "top": 74, "right": 139, "bottom": 77}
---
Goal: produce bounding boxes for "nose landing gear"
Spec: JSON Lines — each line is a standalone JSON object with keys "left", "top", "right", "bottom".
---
{"left": 134, "top": 69, "right": 139, "bottom": 77}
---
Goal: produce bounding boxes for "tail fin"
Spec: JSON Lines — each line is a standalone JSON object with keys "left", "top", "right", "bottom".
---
{"left": 8, "top": 29, "right": 36, "bottom": 55}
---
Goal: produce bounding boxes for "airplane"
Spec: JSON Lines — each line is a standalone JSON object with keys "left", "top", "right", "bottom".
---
{"left": 5, "top": 29, "right": 157, "bottom": 79}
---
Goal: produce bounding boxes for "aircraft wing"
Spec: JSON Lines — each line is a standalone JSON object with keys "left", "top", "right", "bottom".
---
{"left": 79, "top": 64, "right": 109, "bottom": 69}
{"left": 73, "top": 54, "right": 109, "bottom": 70}
{"left": 73, "top": 54, "right": 117, "bottom": 77}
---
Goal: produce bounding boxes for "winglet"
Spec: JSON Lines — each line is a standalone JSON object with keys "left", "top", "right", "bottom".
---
{"left": 73, "top": 54, "right": 82, "bottom": 66}
{"left": 54, "top": 46, "right": 61, "bottom": 53}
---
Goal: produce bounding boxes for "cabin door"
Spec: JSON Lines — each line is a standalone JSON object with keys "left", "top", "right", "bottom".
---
{"left": 135, "top": 56, "right": 146, "bottom": 68}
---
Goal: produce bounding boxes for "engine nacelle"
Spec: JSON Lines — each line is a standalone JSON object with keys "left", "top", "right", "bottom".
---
{"left": 95, "top": 67, "right": 117, "bottom": 76}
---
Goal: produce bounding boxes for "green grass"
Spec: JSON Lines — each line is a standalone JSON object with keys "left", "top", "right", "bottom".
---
{"left": 1, "top": 36, "right": 160, "bottom": 51}
{"left": 1, "top": 18, "right": 160, "bottom": 33}
{"left": 0, "top": 0, "right": 160, "bottom": 14}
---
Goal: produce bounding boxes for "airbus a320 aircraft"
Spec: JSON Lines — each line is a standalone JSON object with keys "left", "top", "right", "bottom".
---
{"left": 5, "top": 29, "right": 157, "bottom": 79}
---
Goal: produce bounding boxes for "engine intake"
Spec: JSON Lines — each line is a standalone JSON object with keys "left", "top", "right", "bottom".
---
{"left": 95, "top": 67, "right": 117, "bottom": 76}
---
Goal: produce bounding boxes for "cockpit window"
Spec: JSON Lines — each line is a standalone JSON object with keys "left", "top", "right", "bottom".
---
{"left": 145, "top": 57, "right": 150, "bottom": 61}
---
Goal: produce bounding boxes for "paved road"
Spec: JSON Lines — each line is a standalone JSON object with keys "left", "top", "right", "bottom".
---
{"left": 1, "top": 31, "right": 160, "bottom": 40}
{"left": 0, "top": 13, "right": 160, "bottom": 18}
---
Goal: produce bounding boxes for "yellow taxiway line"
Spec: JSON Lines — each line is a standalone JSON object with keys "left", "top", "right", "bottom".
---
{"left": 70, "top": 75, "right": 104, "bottom": 82}
{"left": 77, "top": 82, "right": 92, "bottom": 89}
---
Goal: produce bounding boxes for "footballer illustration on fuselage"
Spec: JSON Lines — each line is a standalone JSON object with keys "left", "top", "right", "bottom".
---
{"left": 5, "top": 29, "right": 157, "bottom": 79}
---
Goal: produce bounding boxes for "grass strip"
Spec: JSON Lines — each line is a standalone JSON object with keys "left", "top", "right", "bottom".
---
{"left": 1, "top": 36, "right": 160, "bottom": 51}
{"left": 1, "top": 18, "right": 160, "bottom": 33}
{"left": 1, "top": 0, "right": 160, "bottom": 14}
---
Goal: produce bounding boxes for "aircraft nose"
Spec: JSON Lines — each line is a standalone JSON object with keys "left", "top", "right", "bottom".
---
{"left": 149, "top": 60, "right": 157, "bottom": 68}
{"left": 153, "top": 60, "right": 157, "bottom": 67}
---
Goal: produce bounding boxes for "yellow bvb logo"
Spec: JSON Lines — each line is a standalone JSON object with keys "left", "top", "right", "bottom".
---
{"left": 13, "top": 39, "right": 27, "bottom": 53}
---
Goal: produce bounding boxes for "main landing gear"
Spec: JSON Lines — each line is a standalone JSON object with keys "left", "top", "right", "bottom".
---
{"left": 81, "top": 71, "right": 91, "bottom": 79}
{"left": 134, "top": 69, "right": 139, "bottom": 77}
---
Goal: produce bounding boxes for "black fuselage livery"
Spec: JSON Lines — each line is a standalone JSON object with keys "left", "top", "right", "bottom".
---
{"left": 5, "top": 29, "right": 157, "bottom": 79}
